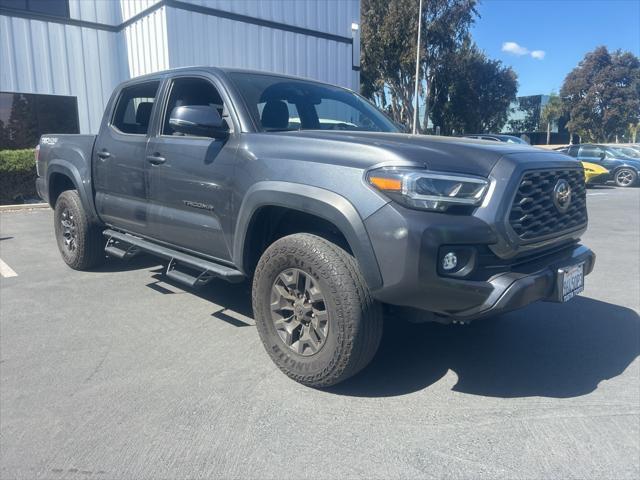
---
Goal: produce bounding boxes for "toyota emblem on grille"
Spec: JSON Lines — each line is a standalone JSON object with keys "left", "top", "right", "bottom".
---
{"left": 553, "top": 179, "right": 572, "bottom": 213}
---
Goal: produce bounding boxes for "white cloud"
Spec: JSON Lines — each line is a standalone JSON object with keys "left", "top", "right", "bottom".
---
{"left": 502, "top": 41, "right": 546, "bottom": 60}
{"left": 502, "top": 41, "right": 529, "bottom": 56}
{"left": 531, "top": 50, "right": 546, "bottom": 60}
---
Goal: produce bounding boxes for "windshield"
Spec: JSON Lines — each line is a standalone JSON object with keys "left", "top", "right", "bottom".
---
{"left": 611, "top": 147, "right": 640, "bottom": 159}
{"left": 604, "top": 146, "right": 635, "bottom": 159}
{"left": 229, "top": 72, "right": 399, "bottom": 133}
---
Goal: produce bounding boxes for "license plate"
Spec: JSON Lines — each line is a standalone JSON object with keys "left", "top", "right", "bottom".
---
{"left": 559, "top": 262, "right": 585, "bottom": 302}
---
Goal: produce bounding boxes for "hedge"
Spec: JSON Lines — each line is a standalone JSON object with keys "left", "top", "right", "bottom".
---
{"left": 0, "top": 149, "right": 38, "bottom": 205}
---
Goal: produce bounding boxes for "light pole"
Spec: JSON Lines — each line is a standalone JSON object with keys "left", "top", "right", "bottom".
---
{"left": 412, "top": 0, "right": 423, "bottom": 134}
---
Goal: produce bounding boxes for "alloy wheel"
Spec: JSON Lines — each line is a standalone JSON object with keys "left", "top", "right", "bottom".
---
{"left": 60, "top": 208, "right": 78, "bottom": 252}
{"left": 270, "top": 268, "right": 329, "bottom": 356}
{"left": 615, "top": 169, "right": 635, "bottom": 187}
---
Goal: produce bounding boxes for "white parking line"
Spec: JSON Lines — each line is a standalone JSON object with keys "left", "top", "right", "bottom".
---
{"left": 0, "top": 258, "right": 18, "bottom": 277}
{"left": 587, "top": 192, "right": 610, "bottom": 196}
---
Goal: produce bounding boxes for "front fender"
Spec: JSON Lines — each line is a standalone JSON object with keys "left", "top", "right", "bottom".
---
{"left": 233, "top": 181, "right": 383, "bottom": 290}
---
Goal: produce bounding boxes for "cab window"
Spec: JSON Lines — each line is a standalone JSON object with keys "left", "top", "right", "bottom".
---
{"left": 112, "top": 81, "right": 160, "bottom": 135}
{"left": 162, "top": 77, "right": 228, "bottom": 137}
{"left": 578, "top": 145, "right": 602, "bottom": 160}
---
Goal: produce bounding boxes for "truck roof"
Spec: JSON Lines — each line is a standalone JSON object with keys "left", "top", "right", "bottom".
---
{"left": 117, "top": 66, "right": 348, "bottom": 90}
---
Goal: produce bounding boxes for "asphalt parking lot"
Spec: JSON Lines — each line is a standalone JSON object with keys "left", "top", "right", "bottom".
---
{"left": 1, "top": 186, "right": 639, "bottom": 479}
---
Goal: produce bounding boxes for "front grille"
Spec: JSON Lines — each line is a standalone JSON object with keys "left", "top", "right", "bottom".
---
{"left": 509, "top": 168, "right": 587, "bottom": 241}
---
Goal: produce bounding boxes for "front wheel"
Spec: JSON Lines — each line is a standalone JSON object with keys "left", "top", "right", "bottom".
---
{"left": 54, "top": 190, "right": 105, "bottom": 270}
{"left": 252, "top": 233, "right": 383, "bottom": 387}
{"left": 614, "top": 168, "right": 637, "bottom": 187}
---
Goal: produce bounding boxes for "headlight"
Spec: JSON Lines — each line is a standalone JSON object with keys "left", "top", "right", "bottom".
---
{"left": 367, "top": 167, "right": 489, "bottom": 212}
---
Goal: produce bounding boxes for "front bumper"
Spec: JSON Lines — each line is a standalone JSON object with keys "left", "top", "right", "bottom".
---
{"left": 365, "top": 203, "right": 595, "bottom": 321}
{"left": 586, "top": 172, "right": 610, "bottom": 185}
{"left": 444, "top": 245, "right": 595, "bottom": 320}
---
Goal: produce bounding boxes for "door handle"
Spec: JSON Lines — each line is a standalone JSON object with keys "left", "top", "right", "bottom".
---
{"left": 146, "top": 154, "right": 166, "bottom": 165}
{"left": 97, "top": 150, "right": 111, "bottom": 159}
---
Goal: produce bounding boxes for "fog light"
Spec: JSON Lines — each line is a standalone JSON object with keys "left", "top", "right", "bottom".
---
{"left": 442, "top": 252, "right": 458, "bottom": 271}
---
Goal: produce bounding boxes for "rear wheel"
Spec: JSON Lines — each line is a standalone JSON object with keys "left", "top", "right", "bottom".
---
{"left": 614, "top": 168, "right": 637, "bottom": 187}
{"left": 54, "top": 190, "right": 104, "bottom": 270}
{"left": 252, "top": 233, "right": 383, "bottom": 387}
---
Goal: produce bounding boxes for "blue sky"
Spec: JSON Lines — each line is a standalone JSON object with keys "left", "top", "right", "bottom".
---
{"left": 471, "top": 0, "right": 640, "bottom": 97}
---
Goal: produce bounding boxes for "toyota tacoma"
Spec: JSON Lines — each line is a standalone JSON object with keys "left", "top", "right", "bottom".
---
{"left": 36, "top": 67, "right": 595, "bottom": 387}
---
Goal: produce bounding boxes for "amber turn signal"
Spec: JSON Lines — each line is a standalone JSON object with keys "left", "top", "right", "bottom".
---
{"left": 368, "top": 176, "right": 402, "bottom": 191}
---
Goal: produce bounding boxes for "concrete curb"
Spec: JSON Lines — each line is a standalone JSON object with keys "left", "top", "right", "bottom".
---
{"left": 0, "top": 203, "right": 50, "bottom": 212}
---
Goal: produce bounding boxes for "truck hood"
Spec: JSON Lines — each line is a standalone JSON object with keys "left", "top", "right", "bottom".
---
{"left": 255, "top": 131, "right": 578, "bottom": 177}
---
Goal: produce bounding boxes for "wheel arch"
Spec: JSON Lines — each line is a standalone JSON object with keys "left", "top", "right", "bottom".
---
{"left": 47, "top": 160, "right": 98, "bottom": 222}
{"left": 233, "top": 182, "right": 383, "bottom": 290}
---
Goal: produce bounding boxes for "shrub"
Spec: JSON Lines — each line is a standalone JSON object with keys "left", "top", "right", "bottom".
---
{"left": 0, "top": 149, "right": 38, "bottom": 204}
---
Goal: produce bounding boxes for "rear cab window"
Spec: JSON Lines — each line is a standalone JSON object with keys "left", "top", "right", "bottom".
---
{"left": 111, "top": 81, "right": 160, "bottom": 135}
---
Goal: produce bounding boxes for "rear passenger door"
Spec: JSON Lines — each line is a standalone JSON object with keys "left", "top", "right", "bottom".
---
{"left": 94, "top": 80, "right": 161, "bottom": 235}
{"left": 145, "top": 75, "right": 237, "bottom": 261}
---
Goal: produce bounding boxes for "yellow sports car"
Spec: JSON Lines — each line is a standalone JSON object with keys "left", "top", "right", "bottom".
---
{"left": 581, "top": 161, "right": 609, "bottom": 185}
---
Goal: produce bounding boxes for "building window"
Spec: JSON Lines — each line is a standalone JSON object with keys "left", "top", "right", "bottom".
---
{"left": 0, "top": 0, "right": 69, "bottom": 19}
{"left": 0, "top": 92, "right": 79, "bottom": 149}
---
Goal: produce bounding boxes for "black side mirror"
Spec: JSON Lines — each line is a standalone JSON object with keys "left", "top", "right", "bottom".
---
{"left": 169, "top": 105, "right": 228, "bottom": 139}
{"left": 599, "top": 152, "right": 606, "bottom": 160}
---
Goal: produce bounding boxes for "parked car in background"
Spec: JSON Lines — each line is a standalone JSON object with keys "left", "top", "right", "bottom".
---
{"left": 627, "top": 144, "right": 640, "bottom": 155}
{"left": 462, "top": 134, "right": 529, "bottom": 145}
{"left": 581, "top": 162, "right": 610, "bottom": 186}
{"left": 553, "top": 147, "right": 610, "bottom": 186}
{"left": 608, "top": 145, "right": 640, "bottom": 159}
{"left": 564, "top": 144, "right": 640, "bottom": 187}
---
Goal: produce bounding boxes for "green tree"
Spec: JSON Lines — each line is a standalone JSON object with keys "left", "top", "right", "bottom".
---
{"left": 361, "top": 0, "right": 478, "bottom": 129}
{"left": 629, "top": 122, "right": 639, "bottom": 143}
{"left": 561, "top": 46, "right": 640, "bottom": 142}
{"left": 7, "top": 94, "right": 39, "bottom": 149}
{"left": 507, "top": 95, "right": 542, "bottom": 133}
{"left": 540, "top": 93, "right": 564, "bottom": 144}
{"left": 0, "top": 119, "right": 9, "bottom": 150}
{"left": 429, "top": 41, "right": 518, "bottom": 134}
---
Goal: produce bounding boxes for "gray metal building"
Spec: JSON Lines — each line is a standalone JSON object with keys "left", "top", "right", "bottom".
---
{"left": 0, "top": 0, "right": 361, "bottom": 146}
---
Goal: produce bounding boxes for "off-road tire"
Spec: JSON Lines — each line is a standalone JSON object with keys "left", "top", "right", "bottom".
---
{"left": 614, "top": 168, "right": 637, "bottom": 188}
{"left": 54, "top": 190, "right": 104, "bottom": 270}
{"left": 252, "top": 233, "right": 383, "bottom": 387}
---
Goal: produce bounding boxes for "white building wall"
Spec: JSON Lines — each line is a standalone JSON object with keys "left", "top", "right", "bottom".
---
{"left": 122, "top": 6, "right": 169, "bottom": 77}
{"left": 68, "top": 0, "right": 161, "bottom": 24}
{"left": 0, "top": 15, "right": 125, "bottom": 134}
{"left": 166, "top": 6, "right": 354, "bottom": 89}
{"left": 178, "top": 0, "right": 358, "bottom": 37}
{"left": 0, "top": 0, "right": 360, "bottom": 134}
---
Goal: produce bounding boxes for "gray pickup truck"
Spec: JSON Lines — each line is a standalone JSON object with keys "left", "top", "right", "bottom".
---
{"left": 36, "top": 67, "right": 595, "bottom": 387}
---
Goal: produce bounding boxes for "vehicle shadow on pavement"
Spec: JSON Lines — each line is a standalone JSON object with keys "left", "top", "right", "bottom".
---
{"left": 147, "top": 271, "right": 255, "bottom": 323}
{"left": 141, "top": 266, "right": 639, "bottom": 399}
{"left": 94, "top": 253, "right": 163, "bottom": 273}
{"left": 328, "top": 296, "right": 640, "bottom": 398}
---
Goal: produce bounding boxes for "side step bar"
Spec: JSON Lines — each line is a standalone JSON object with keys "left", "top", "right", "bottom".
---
{"left": 103, "top": 229, "right": 245, "bottom": 285}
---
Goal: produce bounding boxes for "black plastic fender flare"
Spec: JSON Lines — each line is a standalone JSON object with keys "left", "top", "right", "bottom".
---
{"left": 233, "top": 181, "right": 383, "bottom": 290}
{"left": 47, "top": 160, "right": 99, "bottom": 223}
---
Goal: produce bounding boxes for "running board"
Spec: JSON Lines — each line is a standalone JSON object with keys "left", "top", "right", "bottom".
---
{"left": 103, "top": 229, "right": 245, "bottom": 284}
{"left": 105, "top": 242, "right": 140, "bottom": 260}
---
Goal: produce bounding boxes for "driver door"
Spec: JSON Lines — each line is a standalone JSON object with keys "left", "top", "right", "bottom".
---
{"left": 145, "top": 76, "right": 237, "bottom": 261}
